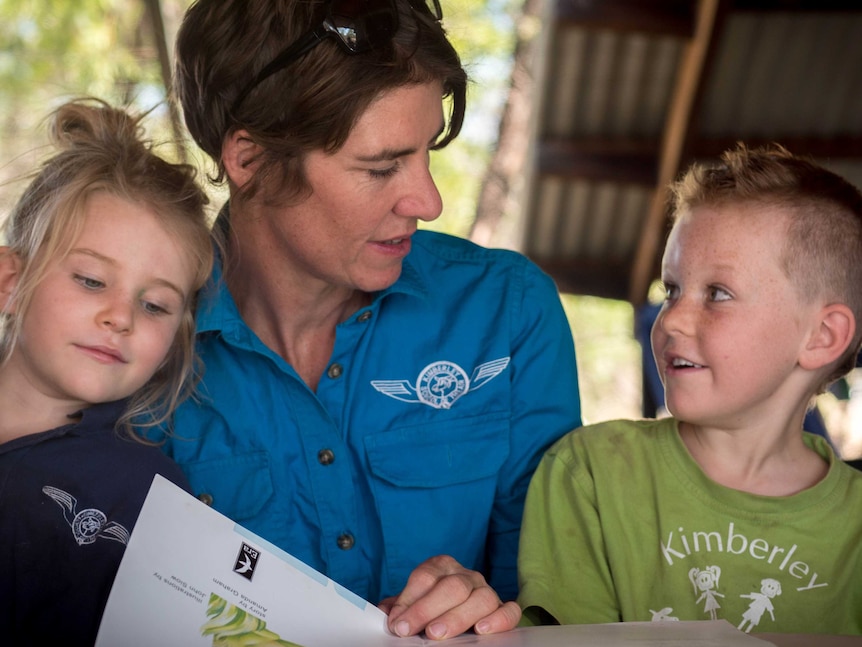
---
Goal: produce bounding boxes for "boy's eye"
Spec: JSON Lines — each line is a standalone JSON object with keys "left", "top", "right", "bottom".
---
{"left": 662, "top": 282, "right": 679, "bottom": 300}
{"left": 708, "top": 286, "right": 732, "bottom": 302}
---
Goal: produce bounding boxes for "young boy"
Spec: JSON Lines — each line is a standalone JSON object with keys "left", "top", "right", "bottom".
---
{"left": 517, "top": 143, "right": 862, "bottom": 635}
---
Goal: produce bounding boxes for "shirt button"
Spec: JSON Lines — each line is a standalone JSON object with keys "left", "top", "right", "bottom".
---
{"left": 337, "top": 533, "right": 355, "bottom": 550}
{"left": 357, "top": 310, "right": 372, "bottom": 323}
{"left": 198, "top": 493, "right": 214, "bottom": 506}
{"left": 327, "top": 363, "right": 343, "bottom": 379}
{"left": 318, "top": 448, "right": 335, "bottom": 465}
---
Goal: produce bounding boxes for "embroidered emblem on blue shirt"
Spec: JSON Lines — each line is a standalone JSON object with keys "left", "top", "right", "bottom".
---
{"left": 370, "top": 357, "right": 510, "bottom": 409}
{"left": 42, "top": 485, "right": 131, "bottom": 546}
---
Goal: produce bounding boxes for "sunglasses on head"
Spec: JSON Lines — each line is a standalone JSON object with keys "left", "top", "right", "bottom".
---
{"left": 231, "top": 0, "right": 443, "bottom": 115}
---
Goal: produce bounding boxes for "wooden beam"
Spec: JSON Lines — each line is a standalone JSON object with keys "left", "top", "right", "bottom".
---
{"left": 730, "top": 0, "right": 862, "bottom": 12}
{"left": 534, "top": 257, "right": 630, "bottom": 301}
{"left": 555, "top": 0, "right": 695, "bottom": 37}
{"left": 535, "top": 134, "right": 862, "bottom": 187}
{"left": 537, "top": 137, "right": 659, "bottom": 185}
{"left": 686, "top": 135, "right": 862, "bottom": 161}
{"left": 628, "top": 0, "right": 724, "bottom": 305}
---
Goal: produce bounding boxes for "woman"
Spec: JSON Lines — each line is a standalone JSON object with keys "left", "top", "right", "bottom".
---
{"left": 162, "top": 0, "right": 582, "bottom": 639}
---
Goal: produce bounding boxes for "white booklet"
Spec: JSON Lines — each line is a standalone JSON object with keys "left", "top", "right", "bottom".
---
{"left": 96, "top": 475, "right": 774, "bottom": 647}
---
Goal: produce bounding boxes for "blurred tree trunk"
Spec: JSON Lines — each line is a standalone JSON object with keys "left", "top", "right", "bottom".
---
{"left": 469, "top": 0, "right": 543, "bottom": 250}
{"left": 142, "top": 0, "right": 187, "bottom": 161}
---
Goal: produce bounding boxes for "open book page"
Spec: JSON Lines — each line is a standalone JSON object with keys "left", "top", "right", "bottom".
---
{"left": 96, "top": 475, "right": 775, "bottom": 647}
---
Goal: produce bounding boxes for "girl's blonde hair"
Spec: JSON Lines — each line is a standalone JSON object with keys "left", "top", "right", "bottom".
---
{"left": 1, "top": 97, "right": 214, "bottom": 437}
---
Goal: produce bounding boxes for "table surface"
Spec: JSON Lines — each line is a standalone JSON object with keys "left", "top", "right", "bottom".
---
{"left": 758, "top": 633, "right": 862, "bottom": 646}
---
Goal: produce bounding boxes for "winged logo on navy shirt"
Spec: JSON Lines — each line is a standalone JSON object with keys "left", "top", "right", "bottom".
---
{"left": 42, "top": 485, "right": 131, "bottom": 546}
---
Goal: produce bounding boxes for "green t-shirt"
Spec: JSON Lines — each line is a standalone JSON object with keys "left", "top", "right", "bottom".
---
{"left": 517, "top": 418, "right": 862, "bottom": 635}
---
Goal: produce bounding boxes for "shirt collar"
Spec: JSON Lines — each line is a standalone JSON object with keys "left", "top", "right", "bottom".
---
{"left": 195, "top": 259, "right": 237, "bottom": 334}
{"left": 0, "top": 399, "right": 129, "bottom": 454}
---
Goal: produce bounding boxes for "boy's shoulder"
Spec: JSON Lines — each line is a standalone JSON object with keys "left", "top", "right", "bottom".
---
{"left": 834, "top": 453, "right": 862, "bottom": 487}
{"left": 546, "top": 417, "right": 677, "bottom": 462}
{"left": 844, "top": 457, "right": 862, "bottom": 473}
{"left": 561, "top": 416, "right": 675, "bottom": 440}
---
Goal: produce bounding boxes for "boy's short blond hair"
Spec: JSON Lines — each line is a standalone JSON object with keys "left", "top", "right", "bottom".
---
{"left": 670, "top": 143, "right": 862, "bottom": 386}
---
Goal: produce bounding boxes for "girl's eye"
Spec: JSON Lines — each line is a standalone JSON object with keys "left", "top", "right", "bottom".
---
{"left": 708, "top": 286, "right": 732, "bottom": 302}
{"left": 142, "top": 301, "right": 170, "bottom": 316}
{"left": 74, "top": 274, "right": 104, "bottom": 290}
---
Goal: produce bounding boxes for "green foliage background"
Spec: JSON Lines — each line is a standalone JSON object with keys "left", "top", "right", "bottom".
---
{"left": 6, "top": 0, "right": 859, "bottom": 440}
{"left": 0, "top": 0, "right": 643, "bottom": 426}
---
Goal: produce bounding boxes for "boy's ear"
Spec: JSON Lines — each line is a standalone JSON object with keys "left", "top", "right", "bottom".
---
{"left": 0, "top": 247, "right": 22, "bottom": 315}
{"left": 799, "top": 303, "right": 855, "bottom": 371}
{"left": 221, "top": 129, "right": 262, "bottom": 191}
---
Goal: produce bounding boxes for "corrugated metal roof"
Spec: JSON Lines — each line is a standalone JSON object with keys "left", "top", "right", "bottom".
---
{"left": 520, "top": 0, "right": 862, "bottom": 304}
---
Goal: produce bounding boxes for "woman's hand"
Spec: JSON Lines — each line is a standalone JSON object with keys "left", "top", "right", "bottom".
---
{"left": 378, "top": 555, "right": 522, "bottom": 640}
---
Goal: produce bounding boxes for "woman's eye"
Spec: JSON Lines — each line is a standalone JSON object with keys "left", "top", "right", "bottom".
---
{"left": 368, "top": 164, "right": 399, "bottom": 179}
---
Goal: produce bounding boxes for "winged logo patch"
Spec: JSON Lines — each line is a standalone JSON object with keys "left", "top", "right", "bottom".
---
{"left": 370, "top": 357, "right": 510, "bottom": 409}
{"left": 42, "top": 485, "right": 131, "bottom": 546}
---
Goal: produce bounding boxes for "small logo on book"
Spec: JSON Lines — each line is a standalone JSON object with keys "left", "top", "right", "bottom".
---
{"left": 233, "top": 542, "right": 260, "bottom": 581}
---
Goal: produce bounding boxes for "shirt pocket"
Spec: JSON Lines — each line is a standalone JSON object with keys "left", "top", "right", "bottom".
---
{"left": 180, "top": 451, "right": 274, "bottom": 522}
{"left": 365, "top": 412, "right": 510, "bottom": 486}
{"left": 363, "top": 412, "right": 510, "bottom": 594}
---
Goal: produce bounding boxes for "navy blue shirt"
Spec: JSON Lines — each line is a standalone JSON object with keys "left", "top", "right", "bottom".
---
{"left": 0, "top": 399, "right": 192, "bottom": 646}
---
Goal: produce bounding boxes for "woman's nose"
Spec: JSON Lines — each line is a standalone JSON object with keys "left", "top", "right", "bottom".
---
{"left": 396, "top": 163, "right": 443, "bottom": 222}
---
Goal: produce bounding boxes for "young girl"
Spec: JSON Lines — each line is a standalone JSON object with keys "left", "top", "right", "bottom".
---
{"left": 0, "top": 98, "right": 214, "bottom": 645}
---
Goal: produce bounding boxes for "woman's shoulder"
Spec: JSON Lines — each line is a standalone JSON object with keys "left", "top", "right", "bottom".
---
{"left": 412, "top": 230, "right": 536, "bottom": 268}
{"left": 408, "top": 230, "right": 559, "bottom": 305}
